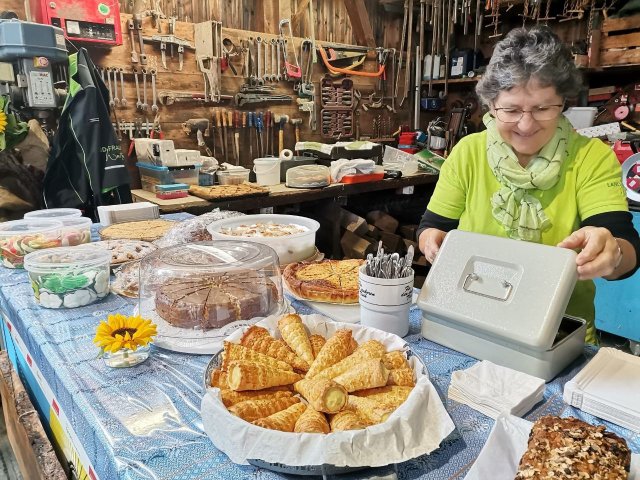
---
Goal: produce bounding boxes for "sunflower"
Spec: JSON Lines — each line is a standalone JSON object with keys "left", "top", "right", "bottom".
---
{"left": 94, "top": 314, "right": 157, "bottom": 353}
{"left": 0, "top": 111, "right": 6, "bottom": 134}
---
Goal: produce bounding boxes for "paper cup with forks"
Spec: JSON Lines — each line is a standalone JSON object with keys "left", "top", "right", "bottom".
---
{"left": 358, "top": 265, "right": 414, "bottom": 337}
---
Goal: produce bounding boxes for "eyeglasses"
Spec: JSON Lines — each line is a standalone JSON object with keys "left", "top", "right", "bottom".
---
{"left": 493, "top": 104, "right": 565, "bottom": 123}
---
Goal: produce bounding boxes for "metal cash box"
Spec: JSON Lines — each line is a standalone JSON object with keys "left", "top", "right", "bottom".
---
{"left": 417, "top": 230, "right": 586, "bottom": 381}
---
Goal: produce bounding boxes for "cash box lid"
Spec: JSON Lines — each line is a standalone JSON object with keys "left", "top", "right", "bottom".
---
{"left": 417, "top": 230, "right": 578, "bottom": 351}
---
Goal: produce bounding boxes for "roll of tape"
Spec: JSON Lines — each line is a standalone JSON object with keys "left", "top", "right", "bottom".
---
{"left": 280, "top": 149, "right": 293, "bottom": 160}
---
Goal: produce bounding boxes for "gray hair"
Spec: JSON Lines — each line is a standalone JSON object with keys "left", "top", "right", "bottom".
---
{"left": 475, "top": 27, "right": 584, "bottom": 107}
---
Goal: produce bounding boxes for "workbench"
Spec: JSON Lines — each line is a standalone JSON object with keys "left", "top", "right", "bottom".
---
{"left": 131, "top": 171, "right": 439, "bottom": 213}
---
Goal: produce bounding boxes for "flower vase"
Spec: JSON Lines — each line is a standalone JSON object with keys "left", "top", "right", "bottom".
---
{"left": 103, "top": 345, "right": 150, "bottom": 368}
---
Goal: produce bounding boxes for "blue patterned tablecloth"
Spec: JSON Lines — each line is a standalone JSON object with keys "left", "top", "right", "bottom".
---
{"left": 0, "top": 219, "right": 638, "bottom": 479}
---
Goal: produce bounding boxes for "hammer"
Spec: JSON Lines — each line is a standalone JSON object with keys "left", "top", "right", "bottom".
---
{"left": 182, "top": 118, "right": 212, "bottom": 156}
{"left": 274, "top": 114, "right": 289, "bottom": 155}
{"left": 290, "top": 118, "right": 302, "bottom": 154}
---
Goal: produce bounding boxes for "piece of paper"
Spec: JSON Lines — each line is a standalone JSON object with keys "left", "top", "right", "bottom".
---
{"left": 201, "top": 314, "right": 455, "bottom": 469}
{"left": 465, "top": 414, "right": 640, "bottom": 480}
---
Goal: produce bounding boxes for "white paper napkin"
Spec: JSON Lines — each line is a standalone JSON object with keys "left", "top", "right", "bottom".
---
{"left": 449, "top": 361, "right": 545, "bottom": 419}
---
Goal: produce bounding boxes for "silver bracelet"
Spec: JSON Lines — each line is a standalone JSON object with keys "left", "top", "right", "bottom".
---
{"left": 614, "top": 238, "right": 623, "bottom": 270}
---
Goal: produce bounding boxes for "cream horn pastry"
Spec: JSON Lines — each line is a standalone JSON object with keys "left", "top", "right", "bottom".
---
{"left": 240, "top": 325, "right": 309, "bottom": 372}
{"left": 228, "top": 396, "right": 300, "bottom": 422}
{"left": 294, "top": 377, "right": 347, "bottom": 413}
{"left": 383, "top": 351, "right": 411, "bottom": 370}
{"left": 353, "top": 386, "right": 413, "bottom": 409}
{"left": 314, "top": 340, "right": 386, "bottom": 380}
{"left": 294, "top": 405, "right": 330, "bottom": 434}
{"left": 221, "top": 341, "right": 293, "bottom": 372}
{"left": 333, "top": 358, "right": 389, "bottom": 393}
{"left": 329, "top": 410, "right": 368, "bottom": 431}
{"left": 387, "top": 368, "right": 415, "bottom": 387}
{"left": 220, "top": 388, "right": 293, "bottom": 408}
{"left": 309, "top": 334, "right": 326, "bottom": 359}
{"left": 227, "top": 360, "right": 303, "bottom": 391}
{"left": 252, "top": 402, "right": 306, "bottom": 432}
{"left": 306, "top": 329, "right": 356, "bottom": 379}
{"left": 277, "top": 314, "right": 314, "bottom": 365}
{"left": 346, "top": 395, "right": 395, "bottom": 425}
{"left": 211, "top": 369, "right": 229, "bottom": 388}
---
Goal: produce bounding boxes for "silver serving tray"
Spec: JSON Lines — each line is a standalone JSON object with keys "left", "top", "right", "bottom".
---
{"left": 202, "top": 345, "right": 426, "bottom": 477}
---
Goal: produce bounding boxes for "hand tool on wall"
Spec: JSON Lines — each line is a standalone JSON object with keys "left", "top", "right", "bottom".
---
{"left": 134, "top": 68, "right": 142, "bottom": 110}
{"left": 247, "top": 111, "right": 254, "bottom": 160}
{"left": 241, "top": 111, "right": 247, "bottom": 163}
{"left": 256, "top": 112, "right": 264, "bottom": 157}
{"left": 119, "top": 69, "right": 128, "bottom": 108}
{"left": 279, "top": 19, "right": 302, "bottom": 79}
{"left": 317, "top": 47, "right": 386, "bottom": 77}
{"left": 112, "top": 67, "right": 121, "bottom": 107}
{"left": 106, "top": 68, "right": 115, "bottom": 108}
{"left": 395, "top": 0, "right": 409, "bottom": 98}
{"left": 227, "top": 110, "right": 234, "bottom": 163}
{"left": 400, "top": 0, "right": 414, "bottom": 108}
{"left": 128, "top": 19, "right": 139, "bottom": 63}
{"left": 275, "top": 114, "right": 289, "bottom": 153}
{"left": 215, "top": 109, "right": 225, "bottom": 159}
{"left": 133, "top": 13, "right": 148, "bottom": 65}
{"left": 264, "top": 110, "right": 271, "bottom": 156}
{"left": 290, "top": 118, "right": 302, "bottom": 154}
{"left": 195, "top": 21, "right": 222, "bottom": 103}
{"left": 151, "top": 69, "right": 159, "bottom": 113}
{"left": 141, "top": 68, "right": 149, "bottom": 112}
{"left": 142, "top": 33, "right": 194, "bottom": 71}
{"left": 233, "top": 110, "right": 240, "bottom": 165}
{"left": 221, "top": 109, "right": 229, "bottom": 162}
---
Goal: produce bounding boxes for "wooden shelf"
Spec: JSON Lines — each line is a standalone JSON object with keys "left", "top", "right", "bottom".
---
{"left": 421, "top": 76, "right": 480, "bottom": 86}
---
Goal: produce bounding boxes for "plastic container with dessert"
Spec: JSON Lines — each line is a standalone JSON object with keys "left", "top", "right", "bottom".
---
{"left": 217, "top": 169, "right": 250, "bottom": 185}
{"left": 0, "top": 219, "right": 64, "bottom": 268}
{"left": 23, "top": 245, "right": 111, "bottom": 308}
{"left": 24, "top": 208, "right": 82, "bottom": 220}
{"left": 206, "top": 214, "right": 320, "bottom": 265}
{"left": 138, "top": 241, "right": 287, "bottom": 354}
{"left": 59, "top": 216, "right": 93, "bottom": 246}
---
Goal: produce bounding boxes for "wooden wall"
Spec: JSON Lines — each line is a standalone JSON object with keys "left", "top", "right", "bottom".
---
{"left": 81, "top": 2, "right": 410, "bottom": 187}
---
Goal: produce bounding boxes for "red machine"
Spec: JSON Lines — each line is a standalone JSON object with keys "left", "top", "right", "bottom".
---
{"left": 28, "top": 0, "right": 122, "bottom": 46}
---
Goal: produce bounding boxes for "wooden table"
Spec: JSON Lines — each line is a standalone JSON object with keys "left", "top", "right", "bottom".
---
{"left": 131, "top": 172, "right": 439, "bottom": 213}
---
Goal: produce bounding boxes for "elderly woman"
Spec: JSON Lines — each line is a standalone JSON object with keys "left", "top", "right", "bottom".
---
{"left": 417, "top": 26, "right": 640, "bottom": 344}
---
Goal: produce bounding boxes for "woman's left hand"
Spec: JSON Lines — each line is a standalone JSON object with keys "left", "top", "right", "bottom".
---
{"left": 557, "top": 226, "right": 621, "bottom": 280}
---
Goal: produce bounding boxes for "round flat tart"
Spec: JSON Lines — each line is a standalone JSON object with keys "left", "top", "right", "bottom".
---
{"left": 99, "top": 220, "right": 176, "bottom": 241}
{"left": 92, "top": 240, "right": 157, "bottom": 266}
{"left": 282, "top": 259, "right": 363, "bottom": 304}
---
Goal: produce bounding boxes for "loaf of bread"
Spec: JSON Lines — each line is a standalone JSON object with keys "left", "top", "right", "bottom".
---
{"left": 515, "top": 416, "right": 631, "bottom": 480}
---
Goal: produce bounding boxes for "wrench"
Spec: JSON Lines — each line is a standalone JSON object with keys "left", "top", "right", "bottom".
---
{"left": 151, "top": 69, "right": 158, "bottom": 113}
{"left": 256, "top": 37, "right": 262, "bottom": 82}
{"left": 106, "top": 68, "right": 115, "bottom": 108}
{"left": 134, "top": 14, "right": 147, "bottom": 65}
{"left": 265, "top": 40, "right": 270, "bottom": 82}
{"left": 133, "top": 69, "right": 142, "bottom": 111}
{"left": 141, "top": 68, "right": 149, "bottom": 112}
{"left": 128, "top": 20, "right": 138, "bottom": 63}
{"left": 270, "top": 39, "right": 277, "bottom": 81}
{"left": 276, "top": 39, "right": 282, "bottom": 81}
{"left": 112, "top": 66, "right": 121, "bottom": 107}
{"left": 119, "top": 68, "right": 127, "bottom": 108}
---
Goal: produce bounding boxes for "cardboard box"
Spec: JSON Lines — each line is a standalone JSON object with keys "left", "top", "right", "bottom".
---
{"left": 340, "top": 209, "right": 369, "bottom": 236}
{"left": 399, "top": 224, "right": 418, "bottom": 240}
{"left": 340, "top": 230, "right": 374, "bottom": 259}
{"left": 367, "top": 224, "right": 381, "bottom": 240}
{"left": 366, "top": 210, "right": 399, "bottom": 233}
{"left": 380, "top": 231, "right": 403, "bottom": 253}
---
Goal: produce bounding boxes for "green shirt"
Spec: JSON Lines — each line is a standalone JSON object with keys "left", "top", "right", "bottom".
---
{"left": 427, "top": 129, "right": 628, "bottom": 344}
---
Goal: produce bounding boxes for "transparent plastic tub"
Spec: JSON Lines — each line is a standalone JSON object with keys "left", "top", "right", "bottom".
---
{"left": 23, "top": 245, "right": 111, "bottom": 308}
{"left": 24, "top": 208, "right": 82, "bottom": 219}
{"left": 207, "top": 214, "right": 320, "bottom": 264}
{"left": 138, "top": 241, "right": 286, "bottom": 354}
{"left": 217, "top": 169, "right": 250, "bottom": 185}
{"left": 59, "top": 216, "right": 93, "bottom": 246}
{"left": 0, "top": 219, "right": 63, "bottom": 268}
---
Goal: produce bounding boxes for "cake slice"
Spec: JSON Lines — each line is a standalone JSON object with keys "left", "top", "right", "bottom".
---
{"left": 515, "top": 416, "right": 630, "bottom": 480}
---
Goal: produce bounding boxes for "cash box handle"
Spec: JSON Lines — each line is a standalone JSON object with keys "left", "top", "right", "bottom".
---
{"left": 462, "top": 273, "right": 513, "bottom": 302}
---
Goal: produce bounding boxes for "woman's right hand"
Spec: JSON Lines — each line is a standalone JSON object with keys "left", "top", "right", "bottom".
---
{"left": 418, "top": 228, "right": 447, "bottom": 264}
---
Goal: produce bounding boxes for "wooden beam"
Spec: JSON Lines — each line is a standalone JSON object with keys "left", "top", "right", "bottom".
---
{"left": 254, "top": 0, "right": 280, "bottom": 34}
{"left": 343, "top": 0, "right": 376, "bottom": 47}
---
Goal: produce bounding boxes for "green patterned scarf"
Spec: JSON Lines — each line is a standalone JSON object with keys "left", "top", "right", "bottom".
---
{"left": 484, "top": 112, "right": 571, "bottom": 243}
